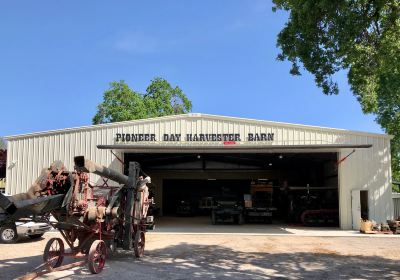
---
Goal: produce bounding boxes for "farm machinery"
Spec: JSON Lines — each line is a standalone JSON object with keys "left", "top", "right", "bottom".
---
{"left": 243, "top": 182, "right": 276, "bottom": 223}
{"left": 286, "top": 185, "right": 339, "bottom": 226}
{"left": 0, "top": 156, "right": 153, "bottom": 278}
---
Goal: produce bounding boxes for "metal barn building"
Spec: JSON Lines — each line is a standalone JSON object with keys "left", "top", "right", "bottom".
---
{"left": 5, "top": 113, "right": 394, "bottom": 230}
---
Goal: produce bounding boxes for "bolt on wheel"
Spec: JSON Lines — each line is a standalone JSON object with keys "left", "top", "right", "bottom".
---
{"left": 88, "top": 240, "right": 106, "bottom": 274}
{"left": 43, "top": 237, "right": 64, "bottom": 268}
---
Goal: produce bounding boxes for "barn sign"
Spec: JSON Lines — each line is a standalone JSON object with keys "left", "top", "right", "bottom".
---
{"left": 115, "top": 133, "right": 274, "bottom": 143}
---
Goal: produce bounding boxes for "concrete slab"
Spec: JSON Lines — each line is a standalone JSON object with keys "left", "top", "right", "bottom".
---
{"left": 3, "top": 233, "right": 400, "bottom": 280}
{"left": 150, "top": 216, "right": 400, "bottom": 237}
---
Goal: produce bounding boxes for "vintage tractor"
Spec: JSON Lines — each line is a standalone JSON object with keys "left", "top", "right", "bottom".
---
{"left": 244, "top": 182, "right": 276, "bottom": 223}
{"left": 0, "top": 156, "right": 153, "bottom": 278}
{"left": 211, "top": 196, "right": 244, "bottom": 225}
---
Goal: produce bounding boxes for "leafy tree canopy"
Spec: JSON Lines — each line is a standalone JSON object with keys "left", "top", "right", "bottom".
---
{"left": 93, "top": 77, "right": 192, "bottom": 124}
{"left": 273, "top": 0, "right": 400, "bottom": 182}
{"left": 144, "top": 77, "right": 192, "bottom": 117}
{"left": 0, "top": 137, "right": 6, "bottom": 150}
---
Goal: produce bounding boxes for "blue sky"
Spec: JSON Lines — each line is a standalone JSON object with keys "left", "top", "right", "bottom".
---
{"left": 0, "top": 0, "right": 382, "bottom": 137}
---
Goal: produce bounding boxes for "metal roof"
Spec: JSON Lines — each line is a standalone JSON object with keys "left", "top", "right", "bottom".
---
{"left": 5, "top": 113, "right": 391, "bottom": 140}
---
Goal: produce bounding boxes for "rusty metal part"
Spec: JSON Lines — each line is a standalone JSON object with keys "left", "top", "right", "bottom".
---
{"left": 74, "top": 156, "right": 129, "bottom": 186}
{"left": 7, "top": 156, "right": 152, "bottom": 278}
{"left": 110, "top": 206, "right": 121, "bottom": 218}
{"left": 133, "top": 230, "right": 145, "bottom": 258}
{"left": 123, "top": 161, "right": 140, "bottom": 250}
{"left": 88, "top": 240, "right": 107, "bottom": 274}
{"left": 16, "top": 260, "right": 88, "bottom": 280}
{"left": 43, "top": 237, "right": 65, "bottom": 268}
{"left": 87, "top": 207, "right": 97, "bottom": 221}
{"left": 87, "top": 206, "right": 107, "bottom": 222}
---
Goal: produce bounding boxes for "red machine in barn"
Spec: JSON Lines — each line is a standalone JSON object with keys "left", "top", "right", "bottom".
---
{"left": 0, "top": 156, "right": 153, "bottom": 278}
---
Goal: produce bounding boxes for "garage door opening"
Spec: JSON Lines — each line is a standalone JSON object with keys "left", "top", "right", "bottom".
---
{"left": 163, "top": 179, "right": 250, "bottom": 216}
{"left": 124, "top": 152, "right": 339, "bottom": 227}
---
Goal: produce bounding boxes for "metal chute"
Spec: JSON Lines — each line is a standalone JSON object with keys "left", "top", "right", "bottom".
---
{"left": 74, "top": 156, "right": 129, "bottom": 186}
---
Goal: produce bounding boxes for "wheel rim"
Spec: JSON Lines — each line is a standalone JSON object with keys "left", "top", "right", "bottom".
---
{"left": 2, "top": 229, "right": 15, "bottom": 241}
{"left": 44, "top": 238, "right": 64, "bottom": 268}
{"left": 48, "top": 241, "right": 60, "bottom": 267}
{"left": 47, "top": 240, "right": 61, "bottom": 267}
{"left": 93, "top": 242, "right": 106, "bottom": 270}
{"left": 88, "top": 240, "right": 106, "bottom": 273}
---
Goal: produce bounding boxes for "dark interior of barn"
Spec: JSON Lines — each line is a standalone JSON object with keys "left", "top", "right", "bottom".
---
{"left": 124, "top": 152, "right": 339, "bottom": 226}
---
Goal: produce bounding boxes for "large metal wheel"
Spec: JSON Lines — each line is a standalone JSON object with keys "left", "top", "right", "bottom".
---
{"left": 43, "top": 237, "right": 64, "bottom": 268}
{"left": 88, "top": 240, "right": 106, "bottom": 274}
{"left": 0, "top": 224, "right": 18, "bottom": 244}
{"left": 133, "top": 231, "right": 145, "bottom": 258}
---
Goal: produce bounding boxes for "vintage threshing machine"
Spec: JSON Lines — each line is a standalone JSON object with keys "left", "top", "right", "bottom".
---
{"left": 0, "top": 156, "right": 153, "bottom": 278}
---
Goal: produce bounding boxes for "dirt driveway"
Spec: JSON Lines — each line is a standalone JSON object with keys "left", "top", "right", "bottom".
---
{"left": 0, "top": 232, "right": 399, "bottom": 280}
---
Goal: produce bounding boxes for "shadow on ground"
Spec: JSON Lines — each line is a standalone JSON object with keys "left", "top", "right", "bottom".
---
{"left": 1, "top": 243, "right": 399, "bottom": 280}
{"left": 15, "top": 236, "right": 46, "bottom": 244}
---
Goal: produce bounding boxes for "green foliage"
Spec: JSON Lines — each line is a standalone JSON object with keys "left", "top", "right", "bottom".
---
{"left": 92, "top": 78, "right": 192, "bottom": 124}
{"left": 144, "top": 77, "right": 192, "bottom": 117}
{"left": 273, "top": 0, "right": 400, "bottom": 182}
{"left": 0, "top": 137, "right": 6, "bottom": 150}
{"left": 393, "top": 183, "right": 400, "bottom": 193}
{"left": 92, "top": 81, "right": 146, "bottom": 124}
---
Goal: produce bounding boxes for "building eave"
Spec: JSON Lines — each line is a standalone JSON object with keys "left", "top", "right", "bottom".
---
{"left": 4, "top": 113, "right": 391, "bottom": 140}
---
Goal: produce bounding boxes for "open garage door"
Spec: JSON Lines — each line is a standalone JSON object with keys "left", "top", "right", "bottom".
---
{"left": 124, "top": 152, "right": 339, "bottom": 227}
{"left": 163, "top": 179, "right": 250, "bottom": 215}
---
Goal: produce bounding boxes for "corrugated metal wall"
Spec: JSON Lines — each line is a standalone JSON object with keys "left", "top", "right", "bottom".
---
{"left": 393, "top": 193, "right": 400, "bottom": 219}
{"left": 5, "top": 113, "right": 393, "bottom": 229}
{"left": 338, "top": 135, "right": 392, "bottom": 229}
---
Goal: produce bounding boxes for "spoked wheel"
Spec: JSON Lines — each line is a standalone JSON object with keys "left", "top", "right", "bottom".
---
{"left": 133, "top": 231, "right": 145, "bottom": 258}
{"left": 43, "top": 238, "right": 64, "bottom": 268}
{"left": 88, "top": 240, "right": 106, "bottom": 274}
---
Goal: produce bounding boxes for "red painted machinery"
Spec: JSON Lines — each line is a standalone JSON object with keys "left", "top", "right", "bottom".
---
{"left": 2, "top": 156, "right": 153, "bottom": 279}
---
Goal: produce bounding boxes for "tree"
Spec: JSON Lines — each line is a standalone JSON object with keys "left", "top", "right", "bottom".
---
{"left": 0, "top": 137, "right": 6, "bottom": 150}
{"left": 273, "top": 0, "right": 400, "bottom": 182}
{"left": 92, "top": 81, "right": 146, "bottom": 124}
{"left": 144, "top": 77, "right": 192, "bottom": 117}
{"left": 93, "top": 78, "right": 192, "bottom": 124}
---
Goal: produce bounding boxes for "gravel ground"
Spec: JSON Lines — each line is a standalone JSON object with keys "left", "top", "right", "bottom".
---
{"left": 1, "top": 232, "right": 399, "bottom": 280}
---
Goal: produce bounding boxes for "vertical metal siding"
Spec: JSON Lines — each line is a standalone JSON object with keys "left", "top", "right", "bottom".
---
{"left": 338, "top": 135, "right": 392, "bottom": 229}
{"left": 393, "top": 194, "right": 400, "bottom": 218}
{"left": 5, "top": 115, "right": 392, "bottom": 229}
